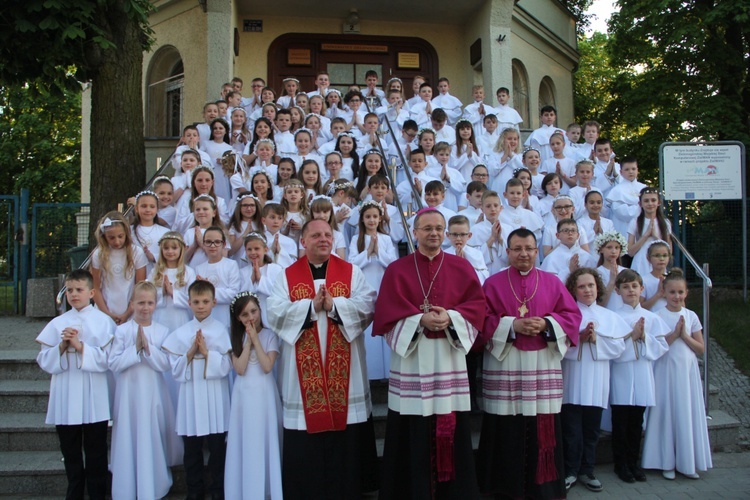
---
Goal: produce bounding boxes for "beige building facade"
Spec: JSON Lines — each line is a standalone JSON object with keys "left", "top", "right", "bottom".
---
{"left": 82, "top": 0, "right": 579, "bottom": 199}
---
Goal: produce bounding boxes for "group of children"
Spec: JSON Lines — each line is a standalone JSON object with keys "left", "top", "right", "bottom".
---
{"left": 35, "top": 73, "right": 711, "bottom": 498}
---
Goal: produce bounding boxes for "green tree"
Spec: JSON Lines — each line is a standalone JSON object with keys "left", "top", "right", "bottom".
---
{"left": 0, "top": 83, "right": 81, "bottom": 202}
{"left": 606, "top": 0, "right": 750, "bottom": 172}
{"left": 0, "top": 0, "right": 153, "bottom": 238}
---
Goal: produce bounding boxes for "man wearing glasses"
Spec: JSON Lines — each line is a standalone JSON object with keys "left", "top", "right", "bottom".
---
{"left": 373, "top": 208, "right": 486, "bottom": 499}
{"left": 477, "top": 228, "right": 581, "bottom": 499}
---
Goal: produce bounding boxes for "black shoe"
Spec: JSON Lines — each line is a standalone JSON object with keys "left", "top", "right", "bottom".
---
{"left": 630, "top": 465, "right": 647, "bottom": 482}
{"left": 615, "top": 464, "right": 635, "bottom": 483}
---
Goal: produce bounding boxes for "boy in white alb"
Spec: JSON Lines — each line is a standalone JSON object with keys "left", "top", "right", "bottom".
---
{"left": 274, "top": 109, "right": 297, "bottom": 156}
{"left": 592, "top": 138, "right": 621, "bottom": 196}
{"left": 431, "top": 77, "right": 463, "bottom": 125}
{"left": 467, "top": 190, "right": 511, "bottom": 275}
{"left": 396, "top": 148, "right": 439, "bottom": 209}
{"left": 409, "top": 83, "right": 435, "bottom": 129}
{"left": 494, "top": 87, "right": 524, "bottom": 133}
{"left": 463, "top": 85, "right": 498, "bottom": 137}
{"left": 611, "top": 269, "right": 669, "bottom": 483}
{"left": 36, "top": 270, "right": 115, "bottom": 499}
{"left": 524, "top": 105, "right": 565, "bottom": 161}
{"left": 541, "top": 219, "right": 596, "bottom": 283}
{"left": 606, "top": 156, "right": 647, "bottom": 236}
{"left": 162, "top": 280, "right": 232, "bottom": 500}
{"left": 500, "top": 178, "right": 544, "bottom": 241}
{"left": 262, "top": 203, "right": 298, "bottom": 268}
{"left": 458, "top": 180, "right": 486, "bottom": 224}
{"left": 446, "top": 215, "right": 489, "bottom": 284}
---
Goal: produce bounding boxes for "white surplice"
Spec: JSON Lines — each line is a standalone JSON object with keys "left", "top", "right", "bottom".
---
{"left": 36, "top": 305, "right": 115, "bottom": 425}
{"left": 266, "top": 260, "right": 376, "bottom": 430}
{"left": 162, "top": 316, "right": 232, "bottom": 436}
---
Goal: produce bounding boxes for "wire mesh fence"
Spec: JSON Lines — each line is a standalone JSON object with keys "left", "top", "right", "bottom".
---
{"left": 667, "top": 199, "right": 747, "bottom": 288}
{"left": 31, "top": 204, "right": 90, "bottom": 279}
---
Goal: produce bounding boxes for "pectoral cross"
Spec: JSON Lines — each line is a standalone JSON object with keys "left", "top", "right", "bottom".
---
{"left": 420, "top": 298, "right": 432, "bottom": 313}
{"left": 518, "top": 302, "right": 528, "bottom": 318}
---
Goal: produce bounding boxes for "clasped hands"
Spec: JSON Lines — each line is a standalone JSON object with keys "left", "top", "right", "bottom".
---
{"left": 312, "top": 285, "right": 334, "bottom": 313}
{"left": 513, "top": 317, "right": 547, "bottom": 337}
{"left": 420, "top": 306, "right": 451, "bottom": 332}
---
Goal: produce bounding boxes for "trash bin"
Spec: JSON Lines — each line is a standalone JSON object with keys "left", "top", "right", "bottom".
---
{"left": 66, "top": 246, "right": 90, "bottom": 271}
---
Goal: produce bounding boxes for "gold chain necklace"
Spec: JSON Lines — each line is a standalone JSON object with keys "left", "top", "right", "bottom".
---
{"left": 508, "top": 268, "right": 540, "bottom": 317}
{"left": 414, "top": 251, "right": 445, "bottom": 314}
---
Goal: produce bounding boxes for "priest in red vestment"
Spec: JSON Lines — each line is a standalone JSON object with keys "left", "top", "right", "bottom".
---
{"left": 266, "top": 220, "right": 378, "bottom": 499}
{"left": 477, "top": 228, "right": 582, "bottom": 499}
{"left": 373, "top": 208, "right": 486, "bottom": 499}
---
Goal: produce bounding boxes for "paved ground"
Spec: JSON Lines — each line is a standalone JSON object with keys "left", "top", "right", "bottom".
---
{"left": 4, "top": 315, "right": 750, "bottom": 499}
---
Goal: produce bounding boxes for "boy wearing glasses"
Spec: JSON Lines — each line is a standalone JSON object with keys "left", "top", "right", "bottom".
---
{"left": 446, "top": 215, "right": 488, "bottom": 284}
{"left": 540, "top": 219, "right": 596, "bottom": 283}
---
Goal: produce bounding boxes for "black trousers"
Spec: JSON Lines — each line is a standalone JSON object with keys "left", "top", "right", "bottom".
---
{"left": 56, "top": 421, "right": 109, "bottom": 500}
{"left": 283, "top": 418, "right": 378, "bottom": 500}
{"left": 182, "top": 432, "right": 227, "bottom": 497}
{"left": 611, "top": 404, "right": 646, "bottom": 468}
{"left": 561, "top": 403, "right": 603, "bottom": 477}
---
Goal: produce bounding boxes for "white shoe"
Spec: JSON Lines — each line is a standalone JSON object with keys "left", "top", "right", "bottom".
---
{"left": 662, "top": 469, "right": 676, "bottom": 480}
{"left": 565, "top": 475, "right": 577, "bottom": 490}
{"left": 682, "top": 472, "right": 700, "bottom": 479}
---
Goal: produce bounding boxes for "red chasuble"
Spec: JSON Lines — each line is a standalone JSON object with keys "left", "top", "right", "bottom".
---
{"left": 285, "top": 256, "right": 352, "bottom": 433}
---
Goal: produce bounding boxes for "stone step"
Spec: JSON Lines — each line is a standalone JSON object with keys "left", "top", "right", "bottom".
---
{"left": 0, "top": 350, "right": 49, "bottom": 381}
{"left": 707, "top": 409, "right": 741, "bottom": 450}
{"left": 0, "top": 451, "right": 67, "bottom": 496}
{"left": 0, "top": 380, "right": 50, "bottom": 414}
{"left": 0, "top": 413, "right": 57, "bottom": 452}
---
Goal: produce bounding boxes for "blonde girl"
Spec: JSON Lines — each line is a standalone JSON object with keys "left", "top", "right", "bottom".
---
{"left": 280, "top": 178, "right": 309, "bottom": 243}
{"left": 224, "top": 291, "right": 282, "bottom": 499}
{"left": 593, "top": 231, "right": 628, "bottom": 310}
{"left": 150, "top": 231, "right": 196, "bottom": 331}
{"left": 308, "top": 95, "right": 332, "bottom": 133}
{"left": 184, "top": 194, "right": 225, "bottom": 267}
{"left": 307, "top": 196, "right": 347, "bottom": 259}
{"left": 642, "top": 268, "right": 712, "bottom": 480}
{"left": 491, "top": 127, "right": 523, "bottom": 192}
{"left": 131, "top": 190, "right": 170, "bottom": 275}
{"left": 347, "top": 201, "right": 397, "bottom": 379}
{"left": 228, "top": 193, "right": 263, "bottom": 263}
{"left": 627, "top": 187, "right": 672, "bottom": 277}
{"left": 92, "top": 211, "right": 148, "bottom": 324}
{"left": 641, "top": 240, "right": 671, "bottom": 312}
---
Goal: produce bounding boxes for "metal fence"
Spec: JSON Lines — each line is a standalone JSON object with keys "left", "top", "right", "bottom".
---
{"left": 0, "top": 195, "right": 20, "bottom": 314}
{"left": 30, "top": 203, "right": 90, "bottom": 279}
{"left": 668, "top": 200, "right": 746, "bottom": 288}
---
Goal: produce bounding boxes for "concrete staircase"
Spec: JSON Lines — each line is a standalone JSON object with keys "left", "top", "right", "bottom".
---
{"left": 0, "top": 332, "right": 742, "bottom": 497}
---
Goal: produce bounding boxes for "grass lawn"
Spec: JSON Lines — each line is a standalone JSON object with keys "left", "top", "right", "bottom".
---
{"left": 689, "top": 289, "right": 750, "bottom": 375}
